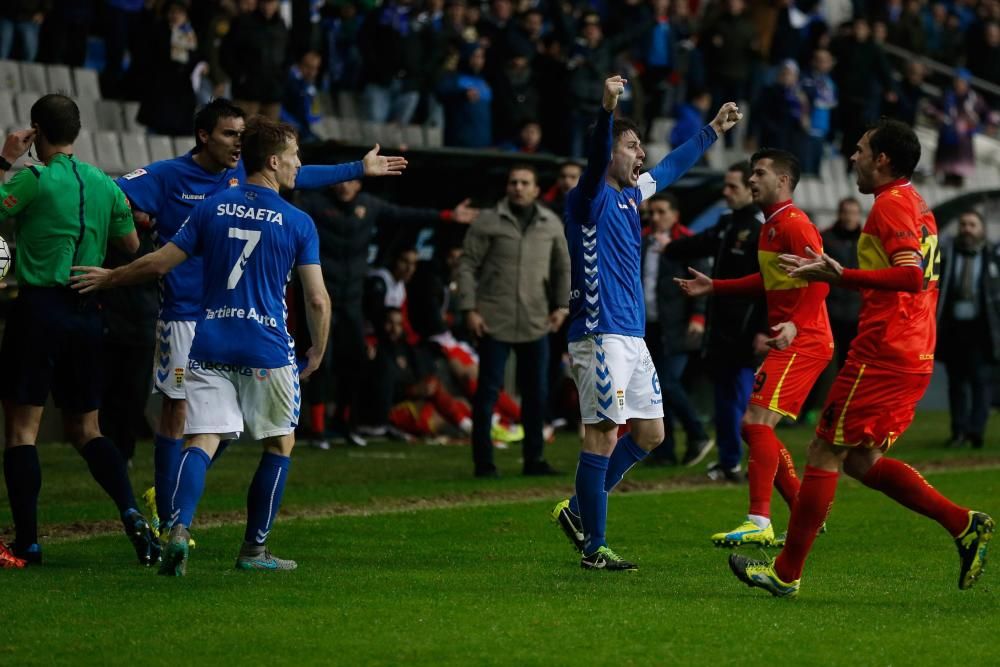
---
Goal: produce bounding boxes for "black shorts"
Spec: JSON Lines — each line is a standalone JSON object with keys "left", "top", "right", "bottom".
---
{"left": 0, "top": 286, "right": 104, "bottom": 412}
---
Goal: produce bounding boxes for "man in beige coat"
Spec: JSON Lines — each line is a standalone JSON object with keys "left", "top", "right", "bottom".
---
{"left": 458, "top": 165, "right": 571, "bottom": 477}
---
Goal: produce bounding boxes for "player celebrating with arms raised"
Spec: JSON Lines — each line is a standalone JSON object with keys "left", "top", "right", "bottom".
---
{"left": 676, "top": 149, "right": 833, "bottom": 548}
{"left": 552, "top": 75, "right": 741, "bottom": 570}
{"left": 73, "top": 117, "right": 330, "bottom": 575}
{"left": 730, "top": 119, "right": 993, "bottom": 597}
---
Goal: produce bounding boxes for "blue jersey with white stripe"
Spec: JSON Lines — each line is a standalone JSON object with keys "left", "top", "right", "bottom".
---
{"left": 565, "top": 109, "right": 718, "bottom": 341}
{"left": 171, "top": 184, "right": 320, "bottom": 369}
{"left": 117, "top": 153, "right": 363, "bottom": 321}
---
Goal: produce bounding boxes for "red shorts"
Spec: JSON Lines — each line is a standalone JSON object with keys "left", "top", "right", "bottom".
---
{"left": 815, "top": 360, "right": 931, "bottom": 449}
{"left": 749, "top": 349, "right": 830, "bottom": 420}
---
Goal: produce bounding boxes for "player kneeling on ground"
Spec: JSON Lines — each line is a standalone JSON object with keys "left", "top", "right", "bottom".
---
{"left": 72, "top": 117, "right": 330, "bottom": 575}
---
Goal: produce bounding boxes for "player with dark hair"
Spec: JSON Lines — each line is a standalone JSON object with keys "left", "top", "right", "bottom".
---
{"left": 73, "top": 117, "right": 331, "bottom": 574}
{"left": 730, "top": 119, "right": 994, "bottom": 596}
{"left": 678, "top": 148, "right": 833, "bottom": 548}
{"left": 0, "top": 94, "right": 159, "bottom": 567}
{"left": 114, "top": 99, "right": 406, "bottom": 539}
{"left": 551, "top": 75, "right": 741, "bottom": 570}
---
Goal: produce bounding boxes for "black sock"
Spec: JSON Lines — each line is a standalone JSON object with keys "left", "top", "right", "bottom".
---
{"left": 4, "top": 445, "right": 41, "bottom": 546}
{"left": 80, "top": 436, "right": 137, "bottom": 516}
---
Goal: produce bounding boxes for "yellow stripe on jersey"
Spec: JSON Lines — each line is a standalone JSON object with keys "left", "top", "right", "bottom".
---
{"left": 857, "top": 232, "right": 890, "bottom": 270}
{"left": 834, "top": 363, "right": 866, "bottom": 445}
{"left": 759, "top": 250, "right": 809, "bottom": 291}
{"left": 768, "top": 353, "right": 799, "bottom": 419}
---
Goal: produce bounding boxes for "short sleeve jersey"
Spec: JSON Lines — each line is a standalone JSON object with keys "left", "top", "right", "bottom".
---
{"left": 170, "top": 184, "right": 320, "bottom": 369}
{"left": 850, "top": 179, "right": 938, "bottom": 373}
{"left": 116, "top": 153, "right": 244, "bottom": 320}
{"left": 0, "top": 155, "right": 134, "bottom": 286}
{"left": 757, "top": 202, "right": 833, "bottom": 359}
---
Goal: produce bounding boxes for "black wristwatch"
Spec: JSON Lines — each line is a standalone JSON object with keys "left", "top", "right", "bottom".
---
{"left": 0, "top": 155, "right": 11, "bottom": 171}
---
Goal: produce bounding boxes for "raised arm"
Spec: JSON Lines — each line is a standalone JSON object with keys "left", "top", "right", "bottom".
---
{"left": 574, "top": 76, "right": 622, "bottom": 203}
{"left": 638, "top": 103, "right": 741, "bottom": 199}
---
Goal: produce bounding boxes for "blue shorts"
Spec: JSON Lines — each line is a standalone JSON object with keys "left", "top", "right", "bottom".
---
{"left": 0, "top": 286, "right": 104, "bottom": 412}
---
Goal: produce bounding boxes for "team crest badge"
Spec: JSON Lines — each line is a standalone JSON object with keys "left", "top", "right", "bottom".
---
{"left": 2, "top": 194, "right": 16, "bottom": 208}
{"left": 229, "top": 178, "right": 239, "bottom": 187}
{"left": 355, "top": 206, "right": 367, "bottom": 219}
{"left": 616, "top": 389, "right": 625, "bottom": 409}
{"left": 174, "top": 368, "right": 184, "bottom": 386}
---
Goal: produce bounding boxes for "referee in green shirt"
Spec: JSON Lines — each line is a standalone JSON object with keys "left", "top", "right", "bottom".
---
{"left": 0, "top": 94, "right": 160, "bottom": 567}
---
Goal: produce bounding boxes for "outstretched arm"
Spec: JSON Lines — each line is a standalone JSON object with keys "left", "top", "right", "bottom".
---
{"left": 638, "top": 103, "right": 742, "bottom": 199}
{"left": 294, "top": 145, "right": 408, "bottom": 189}
{"left": 70, "top": 242, "right": 189, "bottom": 293}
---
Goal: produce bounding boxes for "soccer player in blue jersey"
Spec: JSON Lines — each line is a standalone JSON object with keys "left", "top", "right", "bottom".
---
{"left": 551, "top": 76, "right": 742, "bottom": 570}
{"left": 115, "top": 99, "right": 405, "bottom": 536}
{"left": 72, "top": 117, "right": 330, "bottom": 574}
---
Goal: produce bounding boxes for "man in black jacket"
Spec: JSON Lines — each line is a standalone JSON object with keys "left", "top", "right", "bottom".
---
{"left": 936, "top": 210, "right": 1000, "bottom": 449}
{"left": 294, "top": 181, "right": 476, "bottom": 447}
{"left": 663, "top": 161, "right": 767, "bottom": 480}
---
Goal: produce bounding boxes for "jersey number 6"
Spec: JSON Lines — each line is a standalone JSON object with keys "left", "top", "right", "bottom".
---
{"left": 227, "top": 227, "right": 262, "bottom": 289}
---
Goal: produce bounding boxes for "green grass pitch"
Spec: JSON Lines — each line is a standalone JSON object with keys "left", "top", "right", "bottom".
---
{"left": 2, "top": 411, "right": 997, "bottom": 665}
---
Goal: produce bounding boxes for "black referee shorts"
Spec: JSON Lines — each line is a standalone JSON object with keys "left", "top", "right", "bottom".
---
{"left": 0, "top": 286, "right": 104, "bottom": 412}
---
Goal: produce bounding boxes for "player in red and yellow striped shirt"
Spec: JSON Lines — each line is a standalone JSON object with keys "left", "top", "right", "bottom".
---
{"left": 677, "top": 149, "right": 832, "bottom": 547}
{"left": 729, "top": 120, "right": 993, "bottom": 597}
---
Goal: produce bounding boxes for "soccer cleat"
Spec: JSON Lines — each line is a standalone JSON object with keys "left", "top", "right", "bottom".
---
{"left": 235, "top": 544, "right": 297, "bottom": 571}
{"left": 551, "top": 499, "right": 585, "bottom": 552}
{"left": 123, "top": 509, "right": 162, "bottom": 566}
{"left": 10, "top": 542, "right": 42, "bottom": 565}
{"left": 0, "top": 543, "right": 26, "bottom": 569}
{"left": 682, "top": 438, "right": 715, "bottom": 467}
{"left": 491, "top": 422, "right": 524, "bottom": 444}
{"left": 581, "top": 546, "right": 638, "bottom": 571}
{"left": 712, "top": 520, "right": 775, "bottom": 547}
{"left": 729, "top": 553, "right": 800, "bottom": 597}
{"left": 158, "top": 524, "right": 191, "bottom": 576}
{"left": 955, "top": 511, "right": 994, "bottom": 590}
{"left": 141, "top": 486, "right": 161, "bottom": 536}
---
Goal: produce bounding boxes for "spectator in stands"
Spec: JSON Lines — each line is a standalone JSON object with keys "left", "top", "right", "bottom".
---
{"left": 800, "top": 48, "right": 838, "bottom": 176}
{"left": 280, "top": 50, "right": 323, "bottom": 143}
{"left": 477, "top": 0, "right": 515, "bottom": 56}
{"left": 320, "top": 0, "right": 365, "bottom": 91}
{"left": 670, "top": 88, "right": 711, "bottom": 148}
{"left": 294, "top": 181, "right": 477, "bottom": 449}
{"left": 0, "top": 0, "right": 47, "bottom": 62}
{"left": 967, "top": 21, "right": 1000, "bottom": 106}
{"left": 541, "top": 159, "right": 581, "bottom": 217}
{"left": 663, "top": 162, "right": 768, "bottom": 482}
{"left": 930, "top": 69, "right": 997, "bottom": 187}
{"left": 699, "top": 0, "right": 757, "bottom": 142}
{"left": 220, "top": 0, "right": 288, "bottom": 120}
{"left": 358, "top": 0, "right": 425, "bottom": 125}
{"left": 200, "top": 0, "right": 239, "bottom": 101}
{"left": 492, "top": 48, "right": 540, "bottom": 144}
{"left": 566, "top": 10, "right": 653, "bottom": 157}
{"left": 38, "top": 0, "right": 93, "bottom": 67}
{"left": 883, "top": 60, "right": 927, "bottom": 126}
{"left": 458, "top": 164, "right": 570, "bottom": 478}
{"left": 505, "top": 7, "right": 545, "bottom": 60}
{"left": 640, "top": 0, "right": 680, "bottom": 126}
{"left": 136, "top": 0, "right": 199, "bottom": 137}
{"left": 937, "top": 210, "right": 1000, "bottom": 450}
{"left": 437, "top": 44, "right": 493, "bottom": 149}
{"left": 500, "top": 119, "right": 545, "bottom": 153}
{"left": 641, "top": 193, "right": 713, "bottom": 467}
{"left": 103, "top": 0, "right": 148, "bottom": 99}
{"left": 757, "top": 59, "right": 808, "bottom": 158}
{"left": 888, "top": 0, "right": 927, "bottom": 54}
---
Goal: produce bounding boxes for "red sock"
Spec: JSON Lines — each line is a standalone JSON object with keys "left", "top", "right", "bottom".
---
{"left": 774, "top": 443, "right": 801, "bottom": 510}
{"left": 861, "top": 458, "right": 970, "bottom": 536}
{"left": 430, "top": 385, "right": 471, "bottom": 426}
{"left": 496, "top": 390, "right": 522, "bottom": 423}
{"left": 774, "top": 466, "right": 839, "bottom": 582}
{"left": 310, "top": 404, "right": 325, "bottom": 434}
{"left": 743, "top": 424, "right": 780, "bottom": 518}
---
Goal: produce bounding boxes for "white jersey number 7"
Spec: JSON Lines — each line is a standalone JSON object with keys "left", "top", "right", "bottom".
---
{"left": 227, "top": 227, "right": 262, "bottom": 289}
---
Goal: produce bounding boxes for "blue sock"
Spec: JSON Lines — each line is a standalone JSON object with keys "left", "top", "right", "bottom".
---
{"left": 604, "top": 434, "right": 648, "bottom": 493}
{"left": 153, "top": 433, "right": 183, "bottom": 521}
{"left": 575, "top": 451, "right": 609, "bottom": 555}
{"left": 210, "top": 439, "right": 233, "bottom": 467}
{"left": 568, "top": 434, "right": 649, "bottom": 515}
{"left": 244, "top": 453, "right": 291, "bottom": 545}
{"left": 80, "top": 436, "right": 138, "bottom": 516}
{"left": 172, "top": 447, "right": 211, "bottom": 528}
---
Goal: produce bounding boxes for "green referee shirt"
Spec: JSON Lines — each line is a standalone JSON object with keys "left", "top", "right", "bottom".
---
{"left": 0, "top": 154, "right": 135, "bottom": 286}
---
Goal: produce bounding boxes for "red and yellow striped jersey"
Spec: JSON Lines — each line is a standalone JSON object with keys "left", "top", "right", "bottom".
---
{"left": 849, "top": 179, "right": 938, "bottom": 373}
{"left": 758, "top": 201, "right": 833, "bottom": 360}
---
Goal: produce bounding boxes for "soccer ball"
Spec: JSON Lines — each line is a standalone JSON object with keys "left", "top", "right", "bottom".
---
{"left": 0, "top": 235, "right": 10, "bottom": 280}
